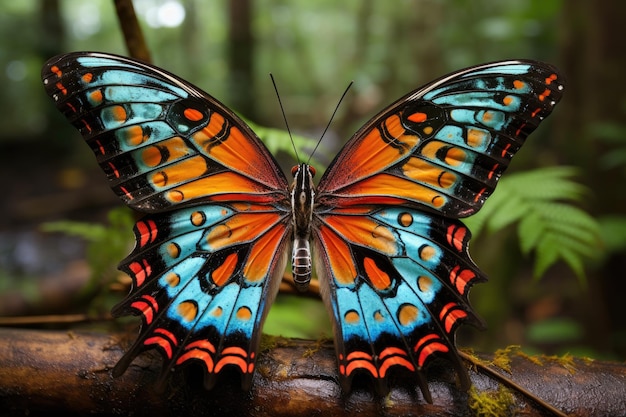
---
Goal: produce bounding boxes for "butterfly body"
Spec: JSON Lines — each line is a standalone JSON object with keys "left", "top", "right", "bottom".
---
{"left": 42, "top": 53, "right": 563, "bottom": 400}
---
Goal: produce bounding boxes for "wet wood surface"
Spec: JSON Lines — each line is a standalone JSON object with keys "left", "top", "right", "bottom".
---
{"left": 0, "top": 328, "right": 624, "bottom": 416}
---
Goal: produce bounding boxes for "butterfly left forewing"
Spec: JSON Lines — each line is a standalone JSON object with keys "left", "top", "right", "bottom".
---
{"left": 42, "top": 52, "right": 289, "bottom": 212}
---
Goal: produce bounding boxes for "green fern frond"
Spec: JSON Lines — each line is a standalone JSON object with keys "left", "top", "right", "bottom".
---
{"left": 464, "top": 167, "right": 602, "bottom": 283}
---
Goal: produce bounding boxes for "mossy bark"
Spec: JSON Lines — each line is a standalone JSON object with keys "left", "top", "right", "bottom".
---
{"left": 1, "top": 328, "right": 624, "bottom": 416}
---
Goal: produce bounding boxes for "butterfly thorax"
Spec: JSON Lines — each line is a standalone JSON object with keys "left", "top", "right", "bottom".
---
{"left": 290, "top": 163, "right": 316, "bottom": 292}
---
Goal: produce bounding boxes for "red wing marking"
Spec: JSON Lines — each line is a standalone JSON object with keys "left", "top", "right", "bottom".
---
{"left": 128, "top": 258, "right": 152, "bottom": 287}
{"left": 136, "top": 219, "right": 158, "bottom": 248}
{"left": 446, "top": 223, "right": 466, "bottom": 251}
{"left": 379, "top": 355, "right": 415, "bottom": 377}
{"left": 439, "top": 302, "right": 468, "bottom": 333}
{"left": 449, "top": 265, "right": 476, "bottom": 295}
{"left": 143, "top": 335, "right": 174, "bottom": 359}
{"left": 413, "top": 334, "right": 449, "bottom": 367}
{"left": 130, "top": 294, "right": 158, "bottom": 325}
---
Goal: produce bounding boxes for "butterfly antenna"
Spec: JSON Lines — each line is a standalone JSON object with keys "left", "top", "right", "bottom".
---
{"left": 307, "top": 81, "right": 353, "bottom": 165}
{"left": 270, "top": 73, "right": 300, "bottom": 163}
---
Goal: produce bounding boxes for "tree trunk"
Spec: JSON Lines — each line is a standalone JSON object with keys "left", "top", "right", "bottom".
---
{"left": 0, "top": 328, "right": 624, "bottom": 416}
{"left": 227, "top": 0, "right": 255, "bottom": 119}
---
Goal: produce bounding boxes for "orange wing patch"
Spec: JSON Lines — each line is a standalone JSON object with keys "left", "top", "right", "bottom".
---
{"left": 190, "top": 113, "right": 282, "bottom": 187}
{"left": 316, "top": 226, "right": 357, "bottom": 286}
{"left": 243, "top": 222, "right": 287, "bottom": 282}
{"left": 322, "top": 214, "right": 397, "bottom": 255}
{"left": 340, "top": 173, "right": 447, "bottom": 209}
{"left": 346, "top": 115, "right": 420, "bottom": 178}
{"left": 403, "top": 157, "right": 457, "bottom": 189}
{"left": 163, "top": 172, "right": 273, "bottom": 204}
{"left": 206, "top": 211, "right": 282, "bottom": 251}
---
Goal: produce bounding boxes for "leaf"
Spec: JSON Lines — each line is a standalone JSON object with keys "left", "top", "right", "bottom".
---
{"left": 466, "top": 166, "right": 602, "bottom": 282}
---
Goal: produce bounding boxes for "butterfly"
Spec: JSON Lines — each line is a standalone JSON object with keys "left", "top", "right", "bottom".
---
{"left": 42, "top": 52, "right": 563, "bottom": 401}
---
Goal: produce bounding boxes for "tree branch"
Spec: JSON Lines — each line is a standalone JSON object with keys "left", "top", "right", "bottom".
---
{"left": 1, "top": 328, "right": 624, "bottom": 416}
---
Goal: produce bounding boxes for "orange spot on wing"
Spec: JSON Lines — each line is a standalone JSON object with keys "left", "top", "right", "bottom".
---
{"left": 211, "top": 252, "right": 238, "bottom": 286}
{"left": 545, "top": 74, "right": 558, "bottom": 85}
{"left": 398, "top": 304, "right": 419, "bottom": 326}
{"left": 444, "top": 147, "right": 467, "bottom": 166}
{"left": 502, "top": 95, "right": 514, "bottom": 106}
{"left": 177, "top": 301, "right": 198, "bottom": 322}
{"left": 344, "top": 310, "right": 360, "bottom": 324}
{"left": 467, "top": 128, "right": 488, "bottom": 148}
{"left": 55, "top": 81, "right": 67, "bottom": 96}
{"left": 123, "top": 125, "right": 149, "bottom": 147}
{"left": 513, "top": 80, "right": 526, "bottom": 89}
{"left": 108, "top": 105, "right": 127, "bottom": 122}
{"left": 50, "top": 65, "right": 62, "bottom": 78}
{"left": 236, "top": 306, "right": 252, "bottom": 321}
{"left": 407, "top": 112, "right": 427, "bottom": 123}
{"left": 81, "top": 72, "right": 93, "bottom": 83}
{"left": 538, "top": 88, "right": 551, "bottom": 101}
{"left": 184, "top": 108, "right": 204, "bottom": 121}
{"left": 89, "top": 89, "right": 103, "bottom": 105}
{"left": 363, "top": 257, "right": 391, "bottom": 290}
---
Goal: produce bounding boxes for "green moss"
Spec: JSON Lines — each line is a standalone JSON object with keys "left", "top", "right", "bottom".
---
{"left": 540, "top": 353, "right": 577, "bottom": 373}
{"left": 468, "top": 385, "right": 516, "bottom": 417}
{"left": 492, "top": 345, "right": 522, "bottom": 373}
